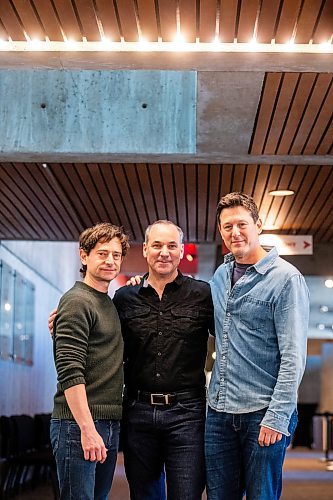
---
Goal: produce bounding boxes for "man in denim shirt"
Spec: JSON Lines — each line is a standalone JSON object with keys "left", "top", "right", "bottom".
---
{"left": 205, "top": 192, "right": 309, "bottom": 500}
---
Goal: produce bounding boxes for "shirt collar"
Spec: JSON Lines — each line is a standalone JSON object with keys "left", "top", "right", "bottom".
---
{"left": 224, "top": 247, "right": 279, "bottom": 275}
{"left": 140, "top": 269, "right": 184, "bottom": 291}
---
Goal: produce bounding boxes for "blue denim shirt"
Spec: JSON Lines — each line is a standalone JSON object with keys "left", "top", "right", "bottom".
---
{"left": 208, "top": 247, "right": 309, "bottom": 436}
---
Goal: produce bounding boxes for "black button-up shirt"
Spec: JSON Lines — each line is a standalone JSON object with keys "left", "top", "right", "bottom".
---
{"left": 113, "top": 271, "right": 214, "bottom": 393}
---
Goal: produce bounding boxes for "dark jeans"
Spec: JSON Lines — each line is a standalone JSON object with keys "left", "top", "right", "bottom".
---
{"left": 122, "top": 397, "right": 206, "bottom": 500}
{"left": 50, "top": 419, "right": 120, "bottom": 500}
{"left": 205, "top": 407, "right": 298, "bottom": 500}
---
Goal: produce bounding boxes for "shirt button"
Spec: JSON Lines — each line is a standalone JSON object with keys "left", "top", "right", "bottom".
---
{"left": 227, "top": 313, "right": 231, "bottom": 317}
{"left": 224, "top": 334, "right": 227, "bottom": 338}
{"left": 159, "top": 311, "right": 163, "bottom": 316}
{"left": 157, "top": 351, "right": 161, "bottom": 356}
{"left": 158, "top": 331, "right": 163, "bottom": 336}
{"left": 222, "top": 356, "right": 226, "bottom": 360}
{"left": 221, "top": 378, "right": 224, "bottom": 382}
{"left": 156, "top": 373, "right": 160, "bottom": 377}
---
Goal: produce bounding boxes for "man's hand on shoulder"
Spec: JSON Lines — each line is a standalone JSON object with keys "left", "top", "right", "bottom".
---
{"left": 258, "top": 426, "right": 283, "bottom": 447}
{"left": 126, "top": 275, "right": 143, "bottom": 286}
{"left": 48, "top": 308, "right": 57, "bottom": 336}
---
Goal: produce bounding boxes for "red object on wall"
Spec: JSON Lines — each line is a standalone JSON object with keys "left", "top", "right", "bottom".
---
{"left": 179, "top": 243, "right": 198, "bottom": 275}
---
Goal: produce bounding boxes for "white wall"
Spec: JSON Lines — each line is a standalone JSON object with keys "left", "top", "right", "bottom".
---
{"left": 0, "top": 240, "right": 79, "bottom": 416}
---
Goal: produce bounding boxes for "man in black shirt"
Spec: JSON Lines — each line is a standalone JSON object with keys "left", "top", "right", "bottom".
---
{"left": 113, "top": 220, "right": 214, "bottom": 500}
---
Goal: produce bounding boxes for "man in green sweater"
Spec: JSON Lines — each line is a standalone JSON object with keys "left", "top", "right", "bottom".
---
{"left": 50, "top": 222, "right": 129, "bottom": 500}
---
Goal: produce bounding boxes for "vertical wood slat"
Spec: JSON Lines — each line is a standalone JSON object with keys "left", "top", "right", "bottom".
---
{"left": 303, "top": 78, "right": 333, "bottom": 154}
{"left": 198, "top": 0, "right": 217, "bottom": 42}
{"left": 135, "top": 164, "right": 159, "bottom": 224}
{"left": 0, "top": 164, "right": 53, "bottom": 239}
{"left": 294, "top": 0, "right": 323, "bottom": 43}
{"left": 11, "top": 0, "right": 45, "bottom": 39}
{"left": 290, "top": 73, "right": 333, "bottom": 154}
{"left": 0, "top": 0, "right": 26, "bottom": 40}
{"left": 289, "top": 165, "right": 331, "bottom": 233}
{"left": 109, "top": 163, "right": 143, "bottom": 240}
{"left": 299, "top": 165, "right": 333, "bottom": 233}
{"left": 276, "top": 73, "right": 317, "bottom": 154}
{"left": 71, "top": 0, "right": 101, "bottom": 40}
{"left": 197, "top": 164, "right": 209, "bottom": 242}
{"left": 179, "top": 0, "right": 197, "bottom": 42}
{"left": 75, "top": 164, "right": 111, "bottom": 222}
{"left": 237, "top": 0, "right": 259, "bottom": 42}
{"left": 8, "top": 162, "right": 65, "bottom": 238}
{"left": 158, "top": 164, "right": 178, "bottom": 225}
{"left": 32, "top": 0, "right": 64, "bottom": 41}
{"left": 145, "top": 163, "right": 169, "bottom": 223}
{"left": 183, "top": 164, "right": 197, "bottom": 241}
{"left": 28, "top": 163, "right": 77, "bottom": 238}
{"left": 264, "top": 73, "right": 300, "bottom": 154}
{"left": 172, "top": 164, "right": 188, "bottom": 239}
{"left": 275, "top": 0, "right": 303, "bottom": 43}
{"left": 95, "top": 0, "right": 121, "bottom": 41}
{"left": 52, "top": 0, "right": 82, "bottom": 40}
{"left": 115, "top": 0, "right": 139, "bottom": 41}
{"left": 137, "top": 0, "right": 158, "bottom": 41}
{"left": 250, "top": 73, "right": 283, "bottom": 154}
{"left": 50, "top": 163, "right": 92, "bottom": 228}
{"left": 312, "top": 0, "right": 333, "bottom": 43}
{"left": 219, "top": 0, "right": 238, "bottom": 42}
{"left": 205, "top": 165, "right": 221, "bottom": 242}
{"left": 158, "top": 0, "right": 177, "bottom": 41}
{"left": 256, "top": 0, "right": 281, "bottom": 43}
{"left": 88, "top": 164, "right": 121, "bottom": 226}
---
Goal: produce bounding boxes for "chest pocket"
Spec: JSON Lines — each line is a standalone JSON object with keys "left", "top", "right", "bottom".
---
{"left": 123, "top": 306, "right": 151, "bottom": 336}
{"left": 239, "top": 296, "right": 273, "bottom": 332}
{"left": 171, "top": 308, "right": 199, "bottom": 337}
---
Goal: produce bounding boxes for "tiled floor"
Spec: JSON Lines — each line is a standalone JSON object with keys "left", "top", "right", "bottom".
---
{"left": 9, "top": 448, "right": 333, "bottom": 499}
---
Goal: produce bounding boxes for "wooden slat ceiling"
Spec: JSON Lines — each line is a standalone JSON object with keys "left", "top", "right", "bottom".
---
{"left": 250, "top": 72, "right": 333, "bottom": 155}
{"left": 1, "top": 162, "right": 332, "bottom": 243}
{"left": 0, "top": 0, "right": 332, "bottom": 44}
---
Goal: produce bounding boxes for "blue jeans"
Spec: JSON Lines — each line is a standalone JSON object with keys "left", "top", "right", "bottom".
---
{"left": 122, "top": 397, "right": 206, "bottom": 500}
{"left": 205, "top": 407, "right": 297, "bottom": 500}
{"left": 50, "top": 419, "right": 120, "bottom": 500}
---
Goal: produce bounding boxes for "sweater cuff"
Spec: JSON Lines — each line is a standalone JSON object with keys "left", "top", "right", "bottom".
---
{"left": 60, "top": 377, "right": 86, "bottom": 391}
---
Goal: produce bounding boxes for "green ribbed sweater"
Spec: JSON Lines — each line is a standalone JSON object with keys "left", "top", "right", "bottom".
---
{"left": 52, "top": 281, "right": 124, "bottom": 420}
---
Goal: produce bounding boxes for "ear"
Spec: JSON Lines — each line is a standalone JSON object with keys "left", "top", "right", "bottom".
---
{"left": 180, "top": 244, "right": 184, "bottom": 260}
{"left": 79, "top": 248, "right": 88, "bottom": 265}
{"left": 143, "top": 242, "right": 147, "bottom": 258}
{"left": 256, "top": 218, "right": 263, "bottom": 234}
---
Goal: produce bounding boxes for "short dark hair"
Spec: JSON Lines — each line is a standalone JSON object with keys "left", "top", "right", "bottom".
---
{"left": 79, "top": 222, "right": 129, "bottom": 277}
{"left": 145, "top": 220, "right": 184, "bottom": 244}
{"left": 216, "top": 192, "right": 259, "bottom": 224}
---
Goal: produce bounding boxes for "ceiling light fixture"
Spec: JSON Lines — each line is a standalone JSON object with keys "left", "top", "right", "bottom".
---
{"left": 269, "top": 190, "right": 295, "bottom": 197}
{"left": 325, "top": 279, "right": 333, "bottom": 289}
{"left": 262, "top": 224, "right": 280, "bottom": 230}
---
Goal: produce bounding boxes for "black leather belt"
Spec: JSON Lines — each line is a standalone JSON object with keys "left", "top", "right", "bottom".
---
{"left": 126, "top": 389, "right": 205, "bottom": 405}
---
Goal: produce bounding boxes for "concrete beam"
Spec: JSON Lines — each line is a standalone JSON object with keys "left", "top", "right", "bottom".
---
{"left": 0, "top": 70, "right": 196, "bottom": 155}
{"left": 0, "top": 51, "right": 331, "bottom": 72}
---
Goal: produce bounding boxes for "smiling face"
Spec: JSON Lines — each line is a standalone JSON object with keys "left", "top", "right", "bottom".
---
{"left": 80, "top": 237, "right": 123, "bottom": 292}
{"left": 143, "top": 223, "right": 184, "bottom": 281}
{"left": 218, "top": 206, "right": 264, "bottom": 264}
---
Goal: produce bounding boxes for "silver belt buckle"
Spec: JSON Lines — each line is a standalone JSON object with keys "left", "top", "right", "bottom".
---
{"left": 150, "top": 393, "right": 169, "bottom": 405}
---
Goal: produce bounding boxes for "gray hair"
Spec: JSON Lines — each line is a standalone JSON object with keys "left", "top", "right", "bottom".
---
{"left": 145, "top": 220, "right": 184, "bottom": 244}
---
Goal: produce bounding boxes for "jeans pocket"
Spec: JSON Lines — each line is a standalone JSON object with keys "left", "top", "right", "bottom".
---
{"left": 176, "top": 398, "right": 206, "bottom": 413}
{"left": 50, "top": 419, "right": 61, "bottom": 455}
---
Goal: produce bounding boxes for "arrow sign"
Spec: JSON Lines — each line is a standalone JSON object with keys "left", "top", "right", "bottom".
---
{"left": 259, "top": 234, "right": 313, "bottom": 255}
